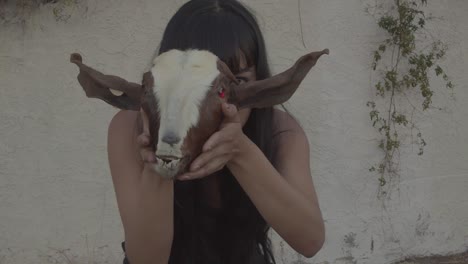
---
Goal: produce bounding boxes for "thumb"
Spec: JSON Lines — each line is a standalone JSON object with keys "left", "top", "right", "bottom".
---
{"left": 221, "top": 103, "right": 239, "bottom": 122}
{"left": 140, "top": 108, "right": 150, "bottom": 135}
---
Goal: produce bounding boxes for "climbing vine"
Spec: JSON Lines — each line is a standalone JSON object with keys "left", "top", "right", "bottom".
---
{"left": 367, "top": 0, "right": 454, "bottom": 198}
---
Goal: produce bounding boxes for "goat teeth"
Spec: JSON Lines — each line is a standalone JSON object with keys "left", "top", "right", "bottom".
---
{"left": 155, "top": 156, "right": 180, "bottom": 171}
{"left": 109, "top": 88, "right": 124, "bottom": 96}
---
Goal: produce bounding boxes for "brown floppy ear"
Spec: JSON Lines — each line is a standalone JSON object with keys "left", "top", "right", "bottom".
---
{"left": 228, "top": 49, "right": 329, "bottom": 109}
{"left": 70, "top": 53, "right": 142, "bottom": 110}
{"left": 139, "top": 71, "right": 160, "bottom": 149}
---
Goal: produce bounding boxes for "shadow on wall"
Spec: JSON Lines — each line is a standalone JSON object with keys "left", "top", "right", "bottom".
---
{"left": 0, "top": 244, "right": 117, "bottom": 264}
{"left": 0, "top": 0, "right": 82, "bottom": 24}
{"left": 395, "top": 251, "right": 468, "bottom": 264}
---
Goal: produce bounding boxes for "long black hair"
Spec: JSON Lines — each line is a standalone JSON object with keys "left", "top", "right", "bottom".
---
{"left": 158, "top": 1, "right": 277, "bottom": 263}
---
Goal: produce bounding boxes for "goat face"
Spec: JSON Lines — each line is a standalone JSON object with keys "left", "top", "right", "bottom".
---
{"left": 70, "top": 48, "right": 329, "bottom": 180}
{"left": 145, "top": 50, "right": 229, "bottom": 178}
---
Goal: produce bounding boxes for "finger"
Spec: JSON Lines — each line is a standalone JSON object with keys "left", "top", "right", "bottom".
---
{"left": 203, "top": 131, "right": 223, "bottom": 152}
{"left": 141, "top": 148, "right": 156, "bottom": 163}
{"left": 203, "top": 125, "right": 238, "bottom": 151}
{"left": 191, "top": 143, "right": 231, "bottom": 171}
{"left": 179, "top": 155, "right": 229, "bottom": 180}
{"left": 140, "top": 108, "right": 150, "bottom": 135}
{"left": 137, "top": 134, "right": 150, "bottom": 146}
{"left": 221, "top": 103, "right": 240, "bottom": 123}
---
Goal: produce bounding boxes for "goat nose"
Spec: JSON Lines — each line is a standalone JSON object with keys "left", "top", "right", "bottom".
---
{"left": 162, "top": 132, "right": 181, "bottom": 145}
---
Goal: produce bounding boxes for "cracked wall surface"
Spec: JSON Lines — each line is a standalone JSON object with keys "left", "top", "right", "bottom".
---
{"left": 1, "top": 0, "right": 467, "bottom": 263}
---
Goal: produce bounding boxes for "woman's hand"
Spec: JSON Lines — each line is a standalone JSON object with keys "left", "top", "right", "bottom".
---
{"left": 177, "top": 103, "right": 247, "bottom": 181}
{"left": 137, "top": 108, "right": 157, "bottom": 167}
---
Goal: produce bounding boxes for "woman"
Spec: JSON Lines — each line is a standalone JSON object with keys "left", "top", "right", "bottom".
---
{"left": 107, "top": 0, "right": 325, "bottom": 263}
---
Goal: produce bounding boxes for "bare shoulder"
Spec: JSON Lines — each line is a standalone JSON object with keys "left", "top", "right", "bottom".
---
{"left": 272, "top": 108, "right": 307, "bottom": 139}
{"left": 271, "top": 108, "right": 310, "bottom": 167}
{"left": 107, "top": 110, "right": 142, "bottom": 177}
{"left": 108, "top": 110, "right": 139, "bottom": 143}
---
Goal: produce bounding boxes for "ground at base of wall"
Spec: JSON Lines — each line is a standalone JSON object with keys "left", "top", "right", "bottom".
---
{"left": 395, "top": 251, "right": 468, "bottom": 264}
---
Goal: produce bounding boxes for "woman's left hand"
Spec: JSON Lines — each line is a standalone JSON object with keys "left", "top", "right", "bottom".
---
{"left": 177, "top": 103, "right": 246, "bottom": 181}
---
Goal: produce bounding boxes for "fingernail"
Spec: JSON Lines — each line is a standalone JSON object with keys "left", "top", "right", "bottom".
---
{"left": 179, "top": 176, "right": 190, "bottom": 181}
{"left": 191, "top": 165, "right": 199, "bottom": 171}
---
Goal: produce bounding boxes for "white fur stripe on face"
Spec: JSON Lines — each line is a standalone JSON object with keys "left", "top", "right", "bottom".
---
{"left": 151, "top": 49, "right": 220, "bottom": 157}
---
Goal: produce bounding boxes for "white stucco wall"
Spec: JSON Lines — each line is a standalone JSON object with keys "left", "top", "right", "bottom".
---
{"left": 1, "top": 1, "right": 467, "bottom": 263}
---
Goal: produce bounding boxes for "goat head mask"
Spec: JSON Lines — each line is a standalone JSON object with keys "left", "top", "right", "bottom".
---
{"left": 70, "top": 49, "right": 329, "bottom": 179}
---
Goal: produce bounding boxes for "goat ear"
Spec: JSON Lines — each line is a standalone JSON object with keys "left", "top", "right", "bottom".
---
{"left": 140, "top": 71, "right": 160, "bottom": 148}
{"left": 217, "top": 60, "right": 240, "bottom": 84}
{"left": 228, "top": 49, "right": 329, "bottom": 109}
{"left": 70, "top": 53, "right": 142, "bottom": 110}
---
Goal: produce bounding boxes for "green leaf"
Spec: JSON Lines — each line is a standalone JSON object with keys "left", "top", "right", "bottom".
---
{"left": 379, "top": 44, "right": 387, "bottom": 52}
{"left": 379, "top": 177, "right": 386, "bottom": 187}
{"left": 367, "top": 101, "right": 376, "bottom": 108}
{"left": 370, "top": 110, "right": 379, "bottom": 121}
{"left": 379, "top": 141, "right": 385, "bottom": 150}
{"left": 435, "top": 65, "right": 443, "bottom": 76}
{"left": 418, "top": 18, "right": 425, "bottom": 28}
{"left": 374, "top": 51, "right": 381, "bottom": 62}
{"left": 446, "top": 81, "right": 454, "bottom": 89}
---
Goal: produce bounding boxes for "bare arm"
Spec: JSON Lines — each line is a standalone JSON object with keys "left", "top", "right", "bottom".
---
{"left": 108, "top": 110, "right": 173, "bottom": 264}
{"left": 226, "top": 110, "right": 325, "bottom": 258}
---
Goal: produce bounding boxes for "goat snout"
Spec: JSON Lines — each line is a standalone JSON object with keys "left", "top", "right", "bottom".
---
{"left": 161, "top": 131, "right": 181, "bottom": 146}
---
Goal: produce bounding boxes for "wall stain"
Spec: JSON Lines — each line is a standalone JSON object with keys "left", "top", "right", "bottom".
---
{"left": 291, "top": 260, "right": 308, "bottom": 264}
{"left": 333, "top": 256, "right": 357, "bottom": 264}
{"left": 0, "top": 0, "right": 85, "bottom": 25}
{"left": 344, "top": 232, "right": 358, "bottom": 248}
{"left": 415, "top": 212, "right": 433, "bottom": 237}
{"left": 394, "top": 251, "right": 468, "bottom": 264}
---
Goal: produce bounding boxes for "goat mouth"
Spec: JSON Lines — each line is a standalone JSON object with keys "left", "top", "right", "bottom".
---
{"left": 154, "top": 155, "right": 190, "bottom": 179}
{"left": 156, "top": 155, "right": 182, "bottom": 163}
{"left": 156, "top": 155, "right": 182, "bottom": 169}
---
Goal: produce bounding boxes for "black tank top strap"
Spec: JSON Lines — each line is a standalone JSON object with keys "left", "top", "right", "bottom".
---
{"left": 121, "top": 241, "right": 130, "bottom": 264}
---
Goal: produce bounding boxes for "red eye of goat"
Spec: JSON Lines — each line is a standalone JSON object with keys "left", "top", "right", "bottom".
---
{"left": 218, "top": 87, "right": 225, "bottom": 98}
